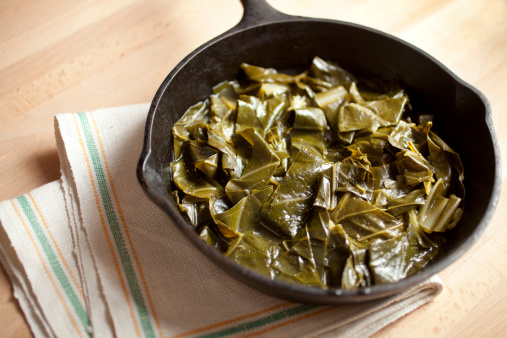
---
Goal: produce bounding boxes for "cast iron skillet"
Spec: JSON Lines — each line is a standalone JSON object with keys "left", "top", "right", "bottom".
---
{"left": 137, "top": 0, "right": 500, "bottom": 304}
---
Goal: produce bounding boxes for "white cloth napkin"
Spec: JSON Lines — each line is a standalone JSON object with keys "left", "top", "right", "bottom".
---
{"left": 0, "top": 104, "right": 443, "bottom": 338}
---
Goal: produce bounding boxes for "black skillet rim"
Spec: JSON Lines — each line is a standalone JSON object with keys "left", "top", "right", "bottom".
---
{"left": 137, "top": 10, "right": 501, "bottom": 304}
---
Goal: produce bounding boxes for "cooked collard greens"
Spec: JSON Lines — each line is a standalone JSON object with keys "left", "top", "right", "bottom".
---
{"left": 170, "top": 57, "right": 464, "bottom": 289}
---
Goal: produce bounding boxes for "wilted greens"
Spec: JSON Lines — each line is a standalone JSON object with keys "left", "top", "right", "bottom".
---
{"left": 170, "top": 57, "right": 465, "bottom": 289}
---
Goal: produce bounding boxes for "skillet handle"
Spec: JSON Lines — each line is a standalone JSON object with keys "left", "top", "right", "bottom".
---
{"left": 233, "top": 0, "right": 296, "bottom": 32}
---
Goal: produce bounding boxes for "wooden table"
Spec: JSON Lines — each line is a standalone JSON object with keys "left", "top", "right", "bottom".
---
{"left": 1, "top": 0, "right": 506, "bottom": 336}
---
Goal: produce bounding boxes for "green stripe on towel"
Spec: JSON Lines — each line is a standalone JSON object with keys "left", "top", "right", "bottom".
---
{"left": 78, "top": 113, "right": 155, "bottom": 338}
{"left": 197, "top": 304, "right": 321, "bottom": 338}
{"left": 17, "top": 195, "right": 90, "bottom": 334}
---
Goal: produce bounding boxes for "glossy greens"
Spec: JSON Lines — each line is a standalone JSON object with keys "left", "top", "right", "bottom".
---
{"left": 171, "top": 57, "right": 465, "bottom": 289}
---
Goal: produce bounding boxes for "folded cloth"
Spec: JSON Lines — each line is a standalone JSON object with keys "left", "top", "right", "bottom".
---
{"left": 0, "top": 104, "right": 443, "bottom": 338}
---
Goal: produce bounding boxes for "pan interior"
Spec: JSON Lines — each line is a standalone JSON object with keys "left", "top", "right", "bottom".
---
{"left": 142, "top": 20, "right": 496, "bottom": 303}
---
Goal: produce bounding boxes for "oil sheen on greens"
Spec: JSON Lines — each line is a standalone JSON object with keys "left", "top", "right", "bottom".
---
{"left": 170, "top": 56, "right": 465, "bottom": 290}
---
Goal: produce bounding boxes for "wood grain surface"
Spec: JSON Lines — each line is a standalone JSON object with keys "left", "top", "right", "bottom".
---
{"left": 1, "top": 0, "right": 506, "bottom": 336}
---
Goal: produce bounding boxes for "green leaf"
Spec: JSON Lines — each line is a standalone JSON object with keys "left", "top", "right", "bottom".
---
{"left": 199, "top": 225, "right": 223, "bottom": 251}
{"left": 314, "top": 166, "right": 336, "bottom": 210}
{"left": 335, "top": 161, "right": 374, "bottom": 201}
{"left": 369, "top": 209, "right": 439, "bottom": 284}
{"left": 309, "top": 56, "right": 356, "bottom": 87}
{"left": 174, "top": 193, "right": 212, "bottom": 229}
{"left": 271, "top": 213, "right": 333, "bottom": 287}
{"left": 395, "top": 149, "right": 434, "bottom": 187}
{"left": 388, "top": 120, "right": 427, "bottom": 152}
{"left": 330, "top": 193, "right": 404, "bottom": 242}
{"left": 427, "top": 130, "right": 465, "bottom": 196}
{"left": 225, "top": 227, "right": 282, "bottom": 277}
{"left": 259, "top": 94, "right": 290, "bottom": 131}
{"left": 214, "top": 186, "right": 274, "bottom": 239}
{"left": 418, "top": 179, "right": 463, "bottom": 233}
{"left": 314, "top": 86, "right": 349, "bottom": 134}
{"left": 347, "top": 137, "right": 388, "bottom": 166}
{"left": 307, "top": 210, "right": 350, "bottom": 287}
{"left": 362, "top": 92, "right": 408, "bottom": 126}
{"left": 225, "top": 128, "right": 280, "bottom": 204}
{"left": 341, "top": 238, "right": 372, "bottom": 289}
{"left": 194, "top": 153, "right": 219, "bottom": 178}
{"left": 386, "top": 189, "right": 426, "bottom": 216}
{"left": 212, "top": 80, "right": 239, "bottom": 110}
{"left": 181, "top": 140, "right": 218, "bottom": 172}
{"left": 207, "top": 128, "right": 244, "bottom": 180}
{"left": 261, "top": 147, "right": 333, "bottom": 238}
{"left": 431, "top": 194, "right": 463, "bottom": 232}
{"left": 172, "top": 100, "right": 210, "bottom": 160}
{"left": 324, "top": 223, "right": 350, "bottom": 287}
{"left": 241, "top": 63, "right": 295, "bottom": 83}
{"left": 291, "top": 108, "right": 328, "bottom": 155}
{"left": 339, "top": 103, "right": 389, "bottom": 133}
{"left": 171, "top": 160, "right": 223, "bottom": 199}
{"left": 294, "top": 71, "right": 332, "bottom": 98}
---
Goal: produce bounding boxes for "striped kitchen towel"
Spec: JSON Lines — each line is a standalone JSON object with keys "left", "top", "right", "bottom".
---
{"left": 0, "top": 103, "right": 443, "bottom": 337}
